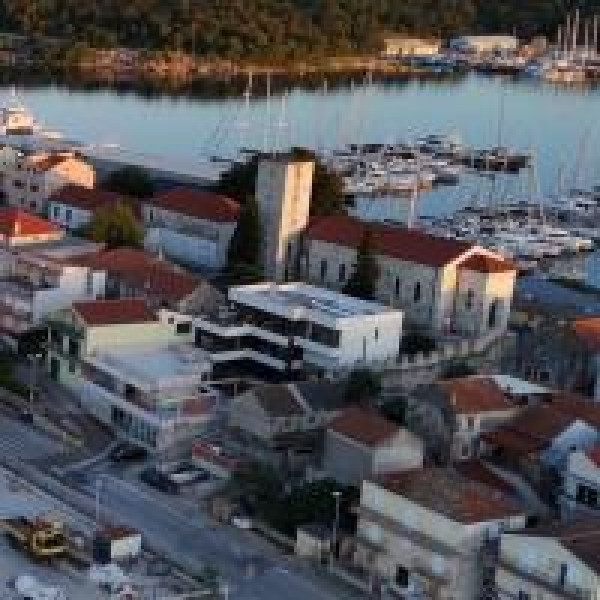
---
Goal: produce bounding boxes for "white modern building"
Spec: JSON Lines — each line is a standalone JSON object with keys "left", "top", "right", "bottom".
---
{"left": 162, "top": 281, "right": 403, "bottom": 378}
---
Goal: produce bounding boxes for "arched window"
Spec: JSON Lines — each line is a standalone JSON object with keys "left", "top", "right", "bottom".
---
{"left": 413, "top": 282, "right": 421, "bottom": 303}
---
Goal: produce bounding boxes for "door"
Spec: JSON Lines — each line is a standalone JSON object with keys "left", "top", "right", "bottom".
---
{"left": 49, "top": 357, "right": 60, "bottom": 382}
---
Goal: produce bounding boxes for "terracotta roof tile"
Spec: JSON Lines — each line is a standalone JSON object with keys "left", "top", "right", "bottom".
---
{"left": 574, "top": 318, "right": 600, "bottom": 352}
{"left": 29, "top": 154, "right": 70, "bottom": 172}
{"left": 0, "top": 208, "right": 62, "bottom": 239}
{"left": 72, "top": 298, "right": 155, "bottom": 326}
{"left": 377, "top": 467, "right": 524, "bottom": 523}
{"left": 76, "top": 248, "right": 198, "bottom": 302}
{"left": 329, "top": 406, "right": 399, "bottom": 447}
{"left": 458, "top": 253, "right": 516, "bottom": 273}
{"left": 148, "top": 188, "right": 240, "bottom": 222}
{"left": 306, "top": 215, "right": 473, "bottom": 267}
{"left": 439, "top": 376, "right": 516, "bottom": 414}
{"left": 586, "top": 444, "right": 600, "bottom": 468}
{"left": 49, "top": 184, "right": 125, "bottom": 211}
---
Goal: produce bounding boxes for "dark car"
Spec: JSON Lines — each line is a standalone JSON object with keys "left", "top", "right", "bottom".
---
{"left": 139, "top": 467, "right": 179, "bottom": 494}
{"left": 109, "top": 442, "right": 147, "bottom": 463}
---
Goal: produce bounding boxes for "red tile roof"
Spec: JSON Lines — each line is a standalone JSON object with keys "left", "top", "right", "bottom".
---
{"left": 76, "top": 248, "right": 198, "bottom": 302}
{"left": 439, "top": 376, "right": 516, "bottom": 414}
{"left": 306, "top": 215, "right": 474, "bottom": 267}
{"left": 574, "top": 318, "right": 600, "bottom": 352}
{"left": 458, "top": 253, "right": 516, "bottom": 274}
{"left": 586, "top": 444, "right": 600, "bottom": 468}
{"left": 454, "top": 459, "right": 517, "bottom": 496}
{"left": 30, "top": 154, "right": 70, "bottom": 172}
{"left": 49, "top": 184, "right": 125, "bottom": 211}
{"left": 329, "top": 406, "right": 399, "bottom": 447}
{"left": 377, "top": 467, "right": 524, "bottom": 523}
{"left": 0, "top": 208, "right": 62, "bottom": 239}
{"left": 481, "top": 396, "right": 600, "bottom": 457}
{"left": 72, "top": 299, "right": 155, "bottom": 326}
{"left": 148, "top": 188, "right": 240, "bottom": 222}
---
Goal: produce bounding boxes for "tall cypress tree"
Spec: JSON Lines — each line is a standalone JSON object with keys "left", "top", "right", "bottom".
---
{"left": 227, "top": 195, "right": 262, "bottom": 279}
{"left": 343, "top": 229, "right": 380, "bottom": 301}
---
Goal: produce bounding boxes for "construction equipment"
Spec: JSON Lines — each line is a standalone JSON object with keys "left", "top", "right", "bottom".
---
{"left": 3, "top": 515, "right": 67, "bottom": 559}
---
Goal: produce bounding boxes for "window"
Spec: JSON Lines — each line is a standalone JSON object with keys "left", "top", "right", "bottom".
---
{"left": 461, "top": 443, "right": 470, "bottom": 458}
{"left": 148, "top": 209, "right": 154, "bottom": 222}
{"left": 517, "top": 591, "right": 530, "bottom": 600}
{"left": 320, "top": 259, "right": 328, "bottom": 281}
{"left": 395, "top": 277, "right": 400, "bottom": 297}
{"left": 466, "top": 416, "right": 475, "bottom": 430}
{"left": 466, "top": 289, "right": 474, "bottom": 310}
{"left": 53, "top": 206, "right": 60, "bottom": 218}
{"left": 395, "top": 566, "right": 409, "bottom": 588}
{"left": 65, "top": 209, "right": 72, "bottom": 222}
{"left": 30, "top": 184, "right": 39, "bottom": 193}
{"left": 374, "top": 328, "right": 379, "bottom": 340}
{"left": 489, "top": 298, "right": 501, "bottom": 329}
{"left": 13, "top": 179, "right": 23, "bottom": 188}
{"left": 413, "top": 282, "right": 421, "bottom": 303}
{"left": 85, "top": 271, "right": 94, "bottom": 296}
{"left": 338, "top": 263, "right": 346, "bottom": 283}
{"left": 176, "top": 321, "right": 192, "bottom": 335}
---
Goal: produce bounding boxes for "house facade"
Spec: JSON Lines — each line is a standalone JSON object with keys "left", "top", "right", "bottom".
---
{"left": 322, "top": 406, "right": 424, "bottom": 485}
{"left": 48, "top": 185, "right": 125, "bottom": 231}
{"left": 142, "top": 187, "right": 239, "bottom": 270}
{"left": 303, "top": 215, "right": 516, "bottom": 337}
{"left": 355, "top": 468, "right": 527, "bottom": 599}
{"left": 496, "top": 522, "right": 600, "bottom": 600}
{"left": 46, "top": 298, "right": 213, "bottom": 450}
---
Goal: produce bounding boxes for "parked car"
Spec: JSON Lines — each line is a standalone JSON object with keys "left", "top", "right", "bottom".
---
{"left": 110, "top": 442, "right": 147, "bottom": 463}
{"left": 168, "top": 461, "right": 211, "bottom": 485}
{"left": 139, "top": 468, "right": 178, "bottom": 494}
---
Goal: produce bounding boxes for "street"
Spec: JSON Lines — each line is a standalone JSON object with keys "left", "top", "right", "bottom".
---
{"left": 0, "top": 406, "right": 364, "bottom": 600}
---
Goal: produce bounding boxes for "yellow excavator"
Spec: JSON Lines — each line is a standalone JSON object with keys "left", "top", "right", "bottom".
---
{"left": 3, "top": 515, "right": 67, "bottom": 559}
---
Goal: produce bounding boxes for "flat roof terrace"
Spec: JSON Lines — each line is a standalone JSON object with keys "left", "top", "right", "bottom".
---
{"left": 228, "top": 282, "right": 400, "bottom": 325}
{"left": 86, "top": 344, "right": 211, "bottom": 392}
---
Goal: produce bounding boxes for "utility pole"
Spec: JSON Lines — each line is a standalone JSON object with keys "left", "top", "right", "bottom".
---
{"left": 330, "top": 490, "right": 341, "bottom": 569}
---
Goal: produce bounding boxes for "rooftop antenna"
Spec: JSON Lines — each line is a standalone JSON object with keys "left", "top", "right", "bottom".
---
{"left": 573, "top": 9, "right": 580, "bottom": 57}
{"left": 558, "top": 25, "right": 563, "bottom": 54}
{"left": 566, "top": 13, "right": 572, "bottom": 55}
{"left": 594, "top": 15, "right": 599, "bottom": 58}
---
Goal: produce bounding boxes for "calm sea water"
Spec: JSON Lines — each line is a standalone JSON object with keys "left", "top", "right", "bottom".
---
{"left": 8, "top": 72, "right": 600, "bottom": 217}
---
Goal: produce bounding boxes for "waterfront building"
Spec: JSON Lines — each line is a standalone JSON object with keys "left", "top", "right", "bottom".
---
{"left": 46, "top": 298, "right": 213, "bottom": 450}
{"left": 142, "top": 187, "right": 239, "bottom": 271}
{"left": 162, "top": 281, "right": 403, "bottom": 379}
{"left": 354, "top": 467, "right": 526, "bottom": 599}
{"left": 303, "top": 215, "right": 517, "bottom": 338}
{"left": 563, "top": 446, "right": 600, "bottom": 517}
{"left": 382, "top": 37, "right": 442, "bottom": 58}
{"left": 4, "top": 151, "right": 95, "bottom": 215}
{"left": 449, "top": 35, "right": 519, "bottom": 54}
{"left": 255, "top": 156, "right": 315, "bottom": 282}
{"left": 0, "top": 208, "right": 64, "bottom": 247}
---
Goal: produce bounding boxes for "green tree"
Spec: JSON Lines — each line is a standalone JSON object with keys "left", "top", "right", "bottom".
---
{"left": 343, "top": 229, "right": 379, "bottom": 301}
{"left": 87, "top": 201, "right": 144, "bottom": 249}
{"left": 344, "top": 368, "right": 382, "bottom": 403}
{"left": 226, "top": 195, "right": 262, "bottom": 279}
{"left": 102, "top": 166, "right": 155, "bottom": 198}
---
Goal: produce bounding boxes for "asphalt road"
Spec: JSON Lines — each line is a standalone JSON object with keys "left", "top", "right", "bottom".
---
{"left": 0, "top": 410, "right": 364, "bottom": 600}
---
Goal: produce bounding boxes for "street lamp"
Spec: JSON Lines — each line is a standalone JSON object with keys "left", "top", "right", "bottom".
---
{"left": 330, "top": 490, "right": 342, "bottom": 569}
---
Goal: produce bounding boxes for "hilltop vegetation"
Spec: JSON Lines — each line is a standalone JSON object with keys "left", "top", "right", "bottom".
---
{"left": 0, "top": 0, "right": 597, "bottom": 61}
